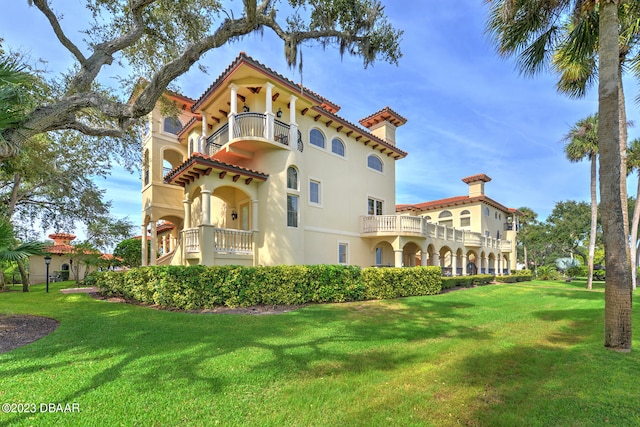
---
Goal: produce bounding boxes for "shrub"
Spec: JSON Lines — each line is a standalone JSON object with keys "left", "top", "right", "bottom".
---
{"left": 95, "top": 265, "right": 443, "bottom": 309}
{"left": 535, "top": 265, "right": 558, "bottom": 281}
{"left": 361, "top": 267, "right": 441, "bottom": 299}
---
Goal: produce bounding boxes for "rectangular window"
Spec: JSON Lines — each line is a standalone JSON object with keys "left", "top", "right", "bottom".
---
{"left": 338, "top": 242, "right": 349, "bottom": 264}
{"left": 368, "top": 198, "right": 383, "bottom": 215}
{"left": 287, "top": 194, "right": 298, "bottom": 227}
{"left": 375, "top": 247, "right": 383, "bottom": 265}
{"left": 460, "top": 217, "right": 471, "bottom": 227}
{"left": 309, "top": 179, "right": 321, "bottom": 205}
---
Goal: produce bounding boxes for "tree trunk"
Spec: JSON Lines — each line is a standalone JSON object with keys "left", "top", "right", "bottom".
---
{"left": 631, "top": 174, "right": 640, "bottom": 290}
{"left": 599, "top": 1, "right": 632, "bottom": 351}
{"left": 587, "top": 156, "right": 597, "bottom": 290}
{"left": 17, "top": 259, "right": 29, "bottom": 292}
{"left": 523, "top": 244, "right": 528, "bottom": 270}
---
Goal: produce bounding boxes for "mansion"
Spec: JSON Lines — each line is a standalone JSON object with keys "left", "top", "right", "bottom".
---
{"left": 141, "top": 53, "right": 520, "bottom": 275}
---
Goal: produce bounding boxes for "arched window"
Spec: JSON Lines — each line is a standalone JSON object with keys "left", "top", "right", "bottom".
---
{"left": 438, "top": 210, "right": 453, "bottom": 227}
{"left": 460, "top": 210, "right": 471, "bottom": 228}
{"left": 163, "top": 117, "right": 182, "bottom": 135}
{"left": 310, "top": 128, "right": 325, "bottom": 148}
{"left": 367, "top": 155, "right": 383, "bottom": 172}
{"left": 331, "top": 138, "right": 345, "bottom": 156}
{"left": 287, "top": 166, "right": 298, "bottom": 190}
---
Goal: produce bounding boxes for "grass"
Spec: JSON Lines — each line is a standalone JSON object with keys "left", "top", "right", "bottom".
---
{"left": 0, "top": 279, "right": 639, "bottom": 426}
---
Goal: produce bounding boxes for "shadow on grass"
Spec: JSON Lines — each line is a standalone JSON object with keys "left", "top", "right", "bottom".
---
{"left": 450, "top": 304, "right": 640, "bottom": 426}
{"left": 0, "top": 294, "right": 491, "bottom": 426}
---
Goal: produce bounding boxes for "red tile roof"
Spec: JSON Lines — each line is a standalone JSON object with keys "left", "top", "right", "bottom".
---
{"left": 359, "top": 106, "right": 407, "bottom": 128}
{"left": 397, "top": 195, "right": 516, "bottom": 214}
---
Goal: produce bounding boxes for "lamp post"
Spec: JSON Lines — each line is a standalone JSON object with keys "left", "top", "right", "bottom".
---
{"left": 44, "top": 255, "right": 51, "bottom": 293}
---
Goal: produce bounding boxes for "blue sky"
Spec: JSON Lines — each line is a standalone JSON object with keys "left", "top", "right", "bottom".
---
{"left": 2, "top": 0, "right": 639, "bottom": 240}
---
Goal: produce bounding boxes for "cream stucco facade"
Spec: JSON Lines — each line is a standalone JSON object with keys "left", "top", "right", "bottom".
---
{"left": 141, "top": 53, "right": 520, "bottom": 275}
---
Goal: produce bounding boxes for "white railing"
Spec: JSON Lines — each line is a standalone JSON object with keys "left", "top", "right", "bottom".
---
{"left": 361, "top": 215, "right": 512, "bottom": 251}
{"left": 213, "top": 228, "right": 253, "bottom": 254}
{"left": 184, "top": 228, "right": 199, "bottom": 253}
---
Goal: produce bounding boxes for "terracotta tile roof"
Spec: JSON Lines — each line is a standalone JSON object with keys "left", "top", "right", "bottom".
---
{"left": 164, "top": 153, "right": 269, "bottom": 186}
{"left": 397, "top": 195, "right": 514, "bottom": 213}
{"left": 191, "top": 52, "right": 339, "bottom": 113}
{"left": 359, "top": 106, "right": 407, "bottom": 128}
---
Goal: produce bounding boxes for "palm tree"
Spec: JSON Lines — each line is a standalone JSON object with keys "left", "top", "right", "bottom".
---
{"left": 0, "top": 219, "right": 43, "bottom": 291}
{"left": 627, "top": 138, "right": 640, "bottom": 290}
{"left": 563, "top": 114, "right": 598, "bottom": 290}
{"left": 0, "top": 54, "right": 34, "bottom": 159}
{"left": 516, "top": 206, "right": 538, "bottom": 269}
{"left": 485, "top": 0, "right": 632, "bottom": 351}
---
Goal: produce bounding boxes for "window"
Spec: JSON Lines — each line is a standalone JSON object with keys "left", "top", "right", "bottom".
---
{"left": 367, "top": 155, "right": 383, "bottom": 172}
{"left": 331, "top": 138, "right": 345, "bottom": 156}
{"left": 485, "top": 207, "right": 490, "bottom": 216}
{"left": 309, "top": 179, "right": 321, "bottom": 205}
{"left": 310, "top": 128, "right": 325, "bottom": 148}
{"left": 375, "top": 247, "right": 383, "bottom": 265}
{"left": 163, "top": 117, "right": 182, "bottom": 134}
{"left": 438, "top": 210, "right": 453, "bottom": 227}
{"left": 287, "top": 166, "right": 298, "bottom": 190}
{"left": 143, "top": 149, "right": 150, "bottom": 186}
{"left": 287, "top": 194, "right": 298, "bottom": 227}
{"left": 460, "top": 210, "right": 471, "bottom": 228}
{"left": 338, "top": 242, "right": 349, "bottom": 264}
{"left": 368, "top": 197, "right": 383, "bottom": 215}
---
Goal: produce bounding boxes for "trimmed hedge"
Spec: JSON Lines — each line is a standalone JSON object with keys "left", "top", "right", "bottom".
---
{"left": 441, "top": 274, "right": 495, "bottom": 290}
{"left": 94, "top": 265, "right": 441, "bottom": 309}
{"left": 497, "top": 270, "right": 533, "bottom": 283}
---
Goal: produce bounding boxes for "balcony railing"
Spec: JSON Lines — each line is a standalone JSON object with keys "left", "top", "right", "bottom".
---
{"left": 213, "top": 228, "right": 253, "bottom": 254}
{"left": 184, "top": 228, "right": 199, "bottom": 253}
{"left": 206, "top": 123, "right": 229, "bottom": 155}
{"left": 204, "top": 113, "right": 291, "bottom": 156}
{"left": 361, "top": 215, "right": 511, "bottom": 251}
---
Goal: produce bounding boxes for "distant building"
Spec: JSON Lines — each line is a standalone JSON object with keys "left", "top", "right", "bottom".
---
{"left": 141, "top": 53, "right": 520, "bottom": 275}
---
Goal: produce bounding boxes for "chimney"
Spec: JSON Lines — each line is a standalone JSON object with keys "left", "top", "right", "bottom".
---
{"left": 359, "top": 106, "right": 407, "bottom": 146}
{"left": 462, "top": 174, "right": 492, "bottom": 197}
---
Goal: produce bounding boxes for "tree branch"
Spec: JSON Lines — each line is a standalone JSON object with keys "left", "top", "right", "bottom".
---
{"left": 31, "top": 0, "right": 87, "bottom": 65}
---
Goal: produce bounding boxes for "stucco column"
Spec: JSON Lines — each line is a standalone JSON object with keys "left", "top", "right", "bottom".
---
{"left": 432, "top": 252, "right": 440, "bottom": 267}
{"left": 452, "top": 252, "right": 458, "bottom": 276}
{"left": 264, "top": 82, "right": 275, "bottom": 141}
{"left": 183, "top": 198, "right": 191, "bottom": 229}
{"left": 421, "top": 249, "right": 428, "bottom": 266}
{"left": 200, "top": 115, "right": 208, "bottom": 153}
{"left": 497, "top": 256, "right": 502, "bottom": 276}
{"left": 150, "top": 221, "right": 157, "bottom": 266}
{"left": 141, "top": 224, "right": 148, "bottom": 266}
{"left": 265, "top": 82, "right": 274, "bottom": 114}
{"left": 201, "top": 189, "right": 211, "bottom": 226}
{"left": 394, "top": 249, "right": 403, "bottom": 268}
{"left": 461, "top": 254, "right": 468, "bottom": 276}
{"left": 228, "top": 83, "right": 238, "bottom": 141}
{"left": 251, "top": 199, "right": 259, "bottom": 231}
{"left": 288, "top": 94, "right": 298, "bottom": 146}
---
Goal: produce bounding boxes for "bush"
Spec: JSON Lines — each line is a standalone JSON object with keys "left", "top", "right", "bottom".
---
{"left": 95, "top": 265, "right": 441, "bottom": 309}
{"left": 497, "top": 270, "right": 533, "bottom": 283}
{"left": 441, "top": 274, "right": 496, "bottom": 289}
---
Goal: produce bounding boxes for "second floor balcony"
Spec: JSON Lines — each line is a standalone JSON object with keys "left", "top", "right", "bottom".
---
{"left": 361, "top": 215, "right": 512, "bottom": 252}
{"left": 205, "top": 112, "right": 299, "bottom": 161}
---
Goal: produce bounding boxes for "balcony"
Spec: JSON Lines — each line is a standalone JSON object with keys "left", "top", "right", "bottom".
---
{"left": 205, "top": 112, "right": 292, "bottom": 161}
{"left": 361, "top": 215, "right": 511, "bottom": 251}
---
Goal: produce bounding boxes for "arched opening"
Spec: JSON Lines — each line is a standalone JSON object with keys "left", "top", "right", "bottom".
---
{"left": 466, "top": 251, "right": 478, "bottom": 275}
{"left": 403, "top": 241, "right": 421, "bottom": 267}
{"left": 439, "top": 246, "right": 453, "bottom": 276}
{"left": 373, "top": 241, "right": 394, "bottom": 267}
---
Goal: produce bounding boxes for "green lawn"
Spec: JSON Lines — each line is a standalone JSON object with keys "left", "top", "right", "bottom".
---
{"left": 1, "top": 279, "right": 639, "bottom": 426}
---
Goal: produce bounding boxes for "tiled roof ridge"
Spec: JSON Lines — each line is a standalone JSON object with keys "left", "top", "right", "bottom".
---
{"left": 359, "top": 106, "right": 407, "bottom": 127}
{"left": 165, "top": 153, "right": 269, "bottom": 183}
{"left": 191, "top": 52, "right": 338, "bottom": 113}
{"left": 396, "top": 194, "right": 514, "bottom": 213}
{"left": 311, "top": 106, "right": 408, "bottom": 158}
